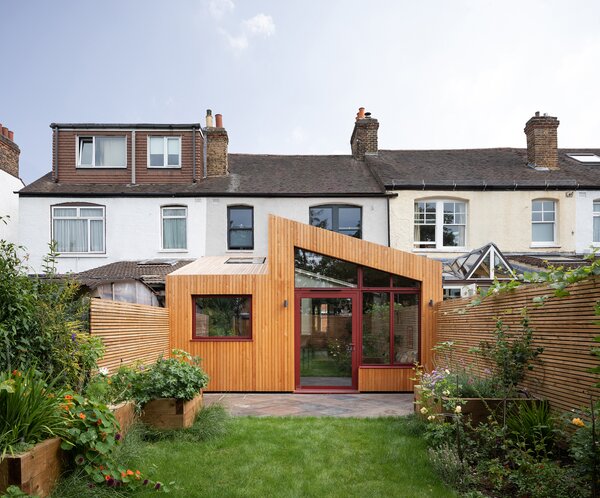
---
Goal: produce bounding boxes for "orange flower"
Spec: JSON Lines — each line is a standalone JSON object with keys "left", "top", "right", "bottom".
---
{"left": 126, "top": 470, "right": 134, "bottom": 476}
{"left": 136, "top": 470, "right": 141, "bottom": 475}
{"left": 96, "top": 419, "right": 103, "bottom": 426}
{"left": 64, "top": 394, "right": 73, "bottom": 400}
{"left": 572, "top": 417, "right": 585, "bottom": 428}
{"left": 121, "top": 471, "right": 126, "bottom": 478}
{"left": 11, "top": 370, "right": 20, "bottom": 377}
{"left": 99, "top": 465, "right": 105, "bottom": 471}
{"left": 105, "top": 475, "right": 111, "bottom": 481}
{"left": 78, "top": 412, "right": 86, "bottom": 420}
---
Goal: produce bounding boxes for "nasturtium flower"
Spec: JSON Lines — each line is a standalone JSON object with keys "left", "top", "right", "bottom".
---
{"left": 572, "top": 417, "right": 585, "bottom": 427}
{"left": 78, "top": 412, "right": 86, "bottom": 420}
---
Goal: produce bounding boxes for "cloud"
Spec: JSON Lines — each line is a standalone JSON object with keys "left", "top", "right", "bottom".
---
{"left": 218, "top": 28, "right": 249, "bottom": 52}
{"left": 243, "top": 14, "right": 275, "bottom": 38}
{"left": 208, "top": 0, "right": 234, "bottom": 20}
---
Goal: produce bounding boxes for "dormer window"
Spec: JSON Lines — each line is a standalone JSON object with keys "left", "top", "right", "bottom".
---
{"left": 148, "top": 137, "right": 181, "bottom": 168}
{"left": 77, "top": 136, "right": 126, "bottom": 168}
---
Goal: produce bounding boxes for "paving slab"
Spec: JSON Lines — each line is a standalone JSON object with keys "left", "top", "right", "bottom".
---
{"left": 203, "top": 393, "right": 414, "bottom": 417}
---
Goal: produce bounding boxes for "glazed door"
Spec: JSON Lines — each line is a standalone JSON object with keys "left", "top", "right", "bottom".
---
{"left": 295, "top": 292, "right": 358, "bottom": 390}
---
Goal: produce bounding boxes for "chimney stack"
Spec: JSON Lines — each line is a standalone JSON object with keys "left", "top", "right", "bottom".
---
{"left": 0, "top": 122, "right": 20, "bottom": 178}
{"left": 524, "top": 111, "right": 560, "bottom": 170}
{"left": 350, "top": 107, "right": 379, "bottom": 160}
{"left": 204, "top": 109, "right": 228, "bottom": 176}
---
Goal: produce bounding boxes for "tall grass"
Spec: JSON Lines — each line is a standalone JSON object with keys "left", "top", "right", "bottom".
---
{"left": 0, "top": 369, "right": 67, "bottom": 457}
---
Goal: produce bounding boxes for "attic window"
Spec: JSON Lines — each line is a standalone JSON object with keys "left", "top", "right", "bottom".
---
{"left": 566, "top": 153, "right": 600, "bottom": 163}
{"left": 225, "top": 257, "right": 266, "bottom": 264}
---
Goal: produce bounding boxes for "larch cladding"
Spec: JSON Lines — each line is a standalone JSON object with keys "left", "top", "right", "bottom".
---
{"left": 0, "top": 134, "right": 19, "bottom": 178}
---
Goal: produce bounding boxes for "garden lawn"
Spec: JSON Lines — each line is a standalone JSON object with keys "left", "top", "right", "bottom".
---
{"left": 131, "top": 416, "right": 456, "bottom": 498}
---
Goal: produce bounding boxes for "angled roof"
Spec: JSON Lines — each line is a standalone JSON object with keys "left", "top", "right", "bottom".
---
{"left": 368, "top": 148, "right": 600, "bottom": 189}
{"left": 75, "top": 259, "right": 194, "bottom": 288}
{"left": 19, "top": 154, "right": 387, "bottom": 197}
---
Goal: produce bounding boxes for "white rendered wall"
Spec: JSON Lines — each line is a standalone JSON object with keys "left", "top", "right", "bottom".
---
{"left": 389, "top": 190, "right": 577, "bottom": 258}
{"left": 19, "top": 196, "right": 207, "bottom": 273}
{"left": 204, "top": 197, "right": 389, "bottom": 256}
{"left": 0, "top": 170, "right": 24, "bottom": 244}
{"left": 575, "top": 191, "right": 600, "bottom": 253}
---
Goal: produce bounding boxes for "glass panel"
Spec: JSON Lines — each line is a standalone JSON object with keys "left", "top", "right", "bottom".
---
{"left": 543, "top": 211, "right": 555, "bottom": 222}
{"left": 532, "top": 223, "right": 554, "bottom": 242}
{"left": 493, "top": 253, "right": 513, "bottom": 279}
{"left": 362, "top": 292, "right": 390, "bottom": 365}
{"left": 90, "top": 220, "right": 104, "bottom": 252}
{"left": 594, "top": 202, "right": 600, "bottom": 213}
{"left": 193, "top": 296, "right": 251, "bottom": 338}
{"left": 229, "top": 229, "right": 253, "bottom": 249}
{"left": 309, "top": 207, "right": 333, "bottom": 230}
{"left": 363, "top": 267, "right": 391, "bottom": 287}
{"left": 163, "top": 218, "right": 187, "bottom": 249}
{"left": 53, "top": 208, "right": 77, "bottom": 217}
{"left": 79, "top": 138, "right": 93, "bottom": 165}
{"left": 443, "top": 288, "right": 462, "bottom": 300}
{"left": 149, "top": 137, "right": 164, "bottom": 166}
{"left": 339, "top": 229, "right": 361, "bottom": 238}
{"left": 393, "top": 294, "right": 419, "bottom": 364}
{"left": 532, "top": 212, "right": 543, "bottom": 222}
{"left": 443, "top": 225, "right": 465, "bottom": 246}
{"left": 299, "top": 297, "right": 353, "bottom": 387}
{"left": 80, "top": 208, "right": 103, "bottom": 217}
{"left": 594, "top": 216, "right": 600, "bottom": 243}
{"left": 471, "top": 258, "right": 491, "bottom": 278}
{"left": 163, "top": 208, "right": 186, "bottom": 217}
{"left": 53, "top": 219, "right": 88, "bottom": 252}
{"left": 167, "top": 138, "right": 180, "bottom": 166}
{"left": 294, "top": 248, "right": 358, "bottom": 288}
{"left": 532, "top": 200, "right": 543, "bottom": 211}
{"left": 95, "top": 137, "right": 126, "bottom": 167}
{"left": 229, "top": 207, "right": 253, "bottom": 228}
{"left": 543, "top": 201, "right": 555, "bottom": 212}
{"left": 414, "top": 225, "right": 435, "bottom": 246}
{"left": 392, "top": 275, "right": 420, "bottom": 288}
{"left": 338, "top": 207, "right": 361, "bottom": 229}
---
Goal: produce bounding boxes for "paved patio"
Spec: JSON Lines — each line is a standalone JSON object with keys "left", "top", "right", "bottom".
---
{"left": 203, "top": 393, "right": 414, "bottom": 417}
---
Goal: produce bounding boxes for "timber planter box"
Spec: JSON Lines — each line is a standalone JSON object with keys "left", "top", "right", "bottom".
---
{"left": 140, "top": 392, "right": 203, "bottom": 429}
{"left": 0, "top": 437, "right": 64, "bottom": 498}
{"left": 110, "top": 400, "right": 137, "bottom": 436}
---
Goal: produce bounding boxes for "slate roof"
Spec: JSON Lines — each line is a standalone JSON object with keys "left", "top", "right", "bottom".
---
{"left": 368, "top": 148, "right": 600, "bottom": 189}
{"left": 75, "top": 259, "right": 194, "bottom": 288}
{"left": 19, "top": 154, "right": 386, "bottom": 197}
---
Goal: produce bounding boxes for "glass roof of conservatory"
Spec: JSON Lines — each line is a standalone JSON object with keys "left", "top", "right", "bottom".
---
{"left": 448, "top": 243, "right": 515, "bottom": 281}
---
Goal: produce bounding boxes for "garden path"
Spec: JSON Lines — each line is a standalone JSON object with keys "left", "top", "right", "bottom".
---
{"left": 203, "top": 393, "right": 414, "bottom": 417}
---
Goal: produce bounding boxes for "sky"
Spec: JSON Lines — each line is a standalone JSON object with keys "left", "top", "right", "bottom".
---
{"left": 2, "top": 0, "right": 600, "bottom": 184}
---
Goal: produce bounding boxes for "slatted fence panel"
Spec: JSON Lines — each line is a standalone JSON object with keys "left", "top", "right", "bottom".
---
{"left": 90, "top": 299, "right": 170, "bottom": 373}
{"left": 435, "top": 277, "right": 600, "bottom": 413}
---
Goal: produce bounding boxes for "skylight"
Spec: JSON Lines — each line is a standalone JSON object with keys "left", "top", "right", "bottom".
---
{"left": 225, "top": 257, "right": 266, "bottom": 264}
{"left": 566, "top": 153, "right": 600, "bottom": 163}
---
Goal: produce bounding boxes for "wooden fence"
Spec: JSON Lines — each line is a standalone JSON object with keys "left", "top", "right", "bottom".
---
{"left": 90, "top": 299, "right": 170, "bottom": 373}
{"left": 435, "top": 277, "right": 600, "bottom": 414}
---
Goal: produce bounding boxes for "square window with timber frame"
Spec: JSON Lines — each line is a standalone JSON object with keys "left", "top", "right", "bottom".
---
{"left": 77, "top": 136, "right": 127, "bottom": 168}
{"left": 309, "top": 204, "right": 362, "bottom": 238}
{"left": 228, "top": 205, "right": 254, "bottom": 250}
{"left": 51, "top": 205, "right": 105, "bottom": 254}
{"left": 414, "top": 200, "right": 466, "bottom": 250}
{"left": 192, "top": 295, "right": 252, "bottom": 340}
{"left": 531, "top": 199, "right": 556, "bottom": 245}
{"left": 161, "top": 206, "right": 187, "bottom": 250}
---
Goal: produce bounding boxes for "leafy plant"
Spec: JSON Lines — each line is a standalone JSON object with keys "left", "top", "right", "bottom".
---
{"left": 506, "top": 400, "right": 557, "bottom": 458}
{"left": 0, "top": 486, "right": 36, "bottom": 498}
{"left": 0, "top": 369, "right": 67, "bottom": 457}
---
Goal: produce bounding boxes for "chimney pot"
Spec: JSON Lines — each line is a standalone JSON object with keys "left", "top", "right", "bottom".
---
{"left": 206, "top": 109, "right": 213, "bottom": 128}
{"left": 8, "top": 130, "right": 14, "bottom": 141}
{"left": 535, "top": 111, "right": 540, "bottom": 117}
{"left": 1, "top": 127, "right": 8, "bottom": 138}
{"left": 365, "top": 112, "right": 371, "bottom": 118}
{"left": 215, "top": 114, "right": 223, "bottom": 128}
{"left": 357, "top": 107, "right": 366, "bottom": 119}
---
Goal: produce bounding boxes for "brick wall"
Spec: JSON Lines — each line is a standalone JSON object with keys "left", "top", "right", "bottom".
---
{"left": 206, "top": 128, "right": 228, "bottom": 176}
{"left": 0, "top": 134, "right": 20, "bottom": 178}
{"left": 351, "top": 117, "right": 379, "bottom": 160}
{"left": 524, "top": 113, "right": 559, "bottom": 170}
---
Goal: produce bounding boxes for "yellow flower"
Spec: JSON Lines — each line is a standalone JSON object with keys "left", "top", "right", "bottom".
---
{"left": 420, "top": 407, "right": 428, "bottom": 415}
{"left": 572, "top": 418, "right": 585, "bottom": 428}
{"left": 427, "top": 415, "right": 435, "bottom": 421}
{"left": 455, "top": 405, "right": 462, "bottom": 414}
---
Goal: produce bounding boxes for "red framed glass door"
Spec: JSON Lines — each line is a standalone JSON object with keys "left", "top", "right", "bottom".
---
{"left": 294, "top": 291, "right": 359, "bottom": 390}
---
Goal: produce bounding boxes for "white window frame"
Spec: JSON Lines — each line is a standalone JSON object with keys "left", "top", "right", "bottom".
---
{"left": 593, "top": 200, "right": 600, "bottom": 245}
{"left": 531, "top": 199, "right": 557, "bottom": 247}
{"left": 160, "top": 206, "right": 188, "bottom": 251}
{"left": 414, "top": 199, "right": 467, "bottom": 251}
{"left": 147, "top": 136, "right": 182, "bottom": 168}
{"left": 76, "top": 136, "right": 127, "bottom": 168}
{"left": 51, "top": 205, "right": 106, "bottom": 254}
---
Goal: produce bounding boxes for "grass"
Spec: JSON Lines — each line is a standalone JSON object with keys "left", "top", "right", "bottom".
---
{"left": 300, "top": 350, "right": 348, "bottom": 378}
{"left": 52, "top": 407, "right": 456, "bottom": 498}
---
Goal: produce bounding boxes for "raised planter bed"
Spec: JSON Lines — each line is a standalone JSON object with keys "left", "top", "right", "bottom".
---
{"left": 0, "top": 437, "right": 63, "bottom": 498}
{"left": 140, "top": 392, "right": 203, "bottom": 429}
{"left": 110, "top": 400, "right": 136, "bottom": 436}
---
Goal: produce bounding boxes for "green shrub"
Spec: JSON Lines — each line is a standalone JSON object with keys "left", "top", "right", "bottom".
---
{"left": 0, "top": 368, "right": 67, "bottom": 456}
{"left": 506, "top": 400, "right": 557, "bottom": 458}
{"left": 428, "top": 443, "right": 474, "bottom": 491}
